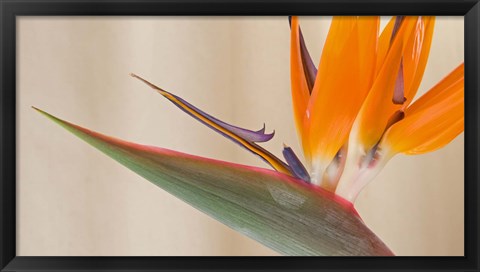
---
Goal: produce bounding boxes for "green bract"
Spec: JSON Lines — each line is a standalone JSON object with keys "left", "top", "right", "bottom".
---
{"left": 34, "top": 107, "right": 393, "bottom": 256}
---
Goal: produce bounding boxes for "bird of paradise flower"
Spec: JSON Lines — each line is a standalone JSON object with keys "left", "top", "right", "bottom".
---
{"left": 35, "top": 16, "right": 463, "bottom": 256}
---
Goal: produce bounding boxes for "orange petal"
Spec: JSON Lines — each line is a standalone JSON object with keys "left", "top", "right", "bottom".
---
{"left": 307, "top": 17, "right": 378, "bottom": 165}
{"left": 290, "top": 16, "right": 312, "bottom": 158}
{"left": 382, "top": 64, "right": 464, "bottom": 155}
{"left": 402, "top": 16, "right": 435, "bottom": 106}
{"left": 403, "top": 118, "right": 463, "bottom": 154}
{"left": 407, "top": 63, "right": 464, "bottom": 114}
{"left": 355, "top": 17, "right": 419, "bottom": 151}
{"left": 357, "top": 16, "right": 380, "bottom": 94}
{"left": 375, "top": 17, "right": 396, "bottom": 76}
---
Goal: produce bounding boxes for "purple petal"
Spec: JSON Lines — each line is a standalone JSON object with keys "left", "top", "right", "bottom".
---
{"left": 392, "top": 60, "right": 406, "bottom": 104}
{"left": 168, "top": 94, "right": 289, "bottom": 172}
{"left": 289, "top": 16, "right": 318, "bottom": 93}
{"left": 389, "top": 16, "right": 407, "bottom": 105}
{"left": 282, "top": 144, "right": 311, "bottom": 183}
{"left": 131, "top": 74, "right": 292, "bottom": 175}
{"left": 172, "top": 95, "right": 274, "bottom": 142}
{"left": 390, "top": 16, "right": 405, "bottom": 44}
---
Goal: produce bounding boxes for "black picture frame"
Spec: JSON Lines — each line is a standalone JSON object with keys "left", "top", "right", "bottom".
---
{"left": 1, "top": 0, "right": 479, "bottom": 271}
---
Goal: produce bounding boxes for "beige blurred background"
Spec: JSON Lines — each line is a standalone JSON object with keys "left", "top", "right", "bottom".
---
{"left": 17, "top": 16, "right": 464, "bottom": 256}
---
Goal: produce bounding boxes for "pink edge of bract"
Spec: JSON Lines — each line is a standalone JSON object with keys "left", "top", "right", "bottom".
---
{"left": 45, "top": 108, "right": 361, "bottom": 219}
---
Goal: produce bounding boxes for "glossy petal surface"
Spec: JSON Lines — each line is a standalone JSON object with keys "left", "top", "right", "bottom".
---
{"left": 383, "top": 63, "right": 464, "bottom": 155}
{"left": 356, "top": 17, "right": 418, "bottom": 150}
{"left": 290, "top": 16, "right": 312, "bottom": 157}
{"left": 308, "top": 17, "right": 378, "bottom": 166}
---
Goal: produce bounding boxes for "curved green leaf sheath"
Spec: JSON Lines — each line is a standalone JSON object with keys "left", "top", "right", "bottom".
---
{"left": 34, "top": 107, "right": 394, "bottom": 256}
